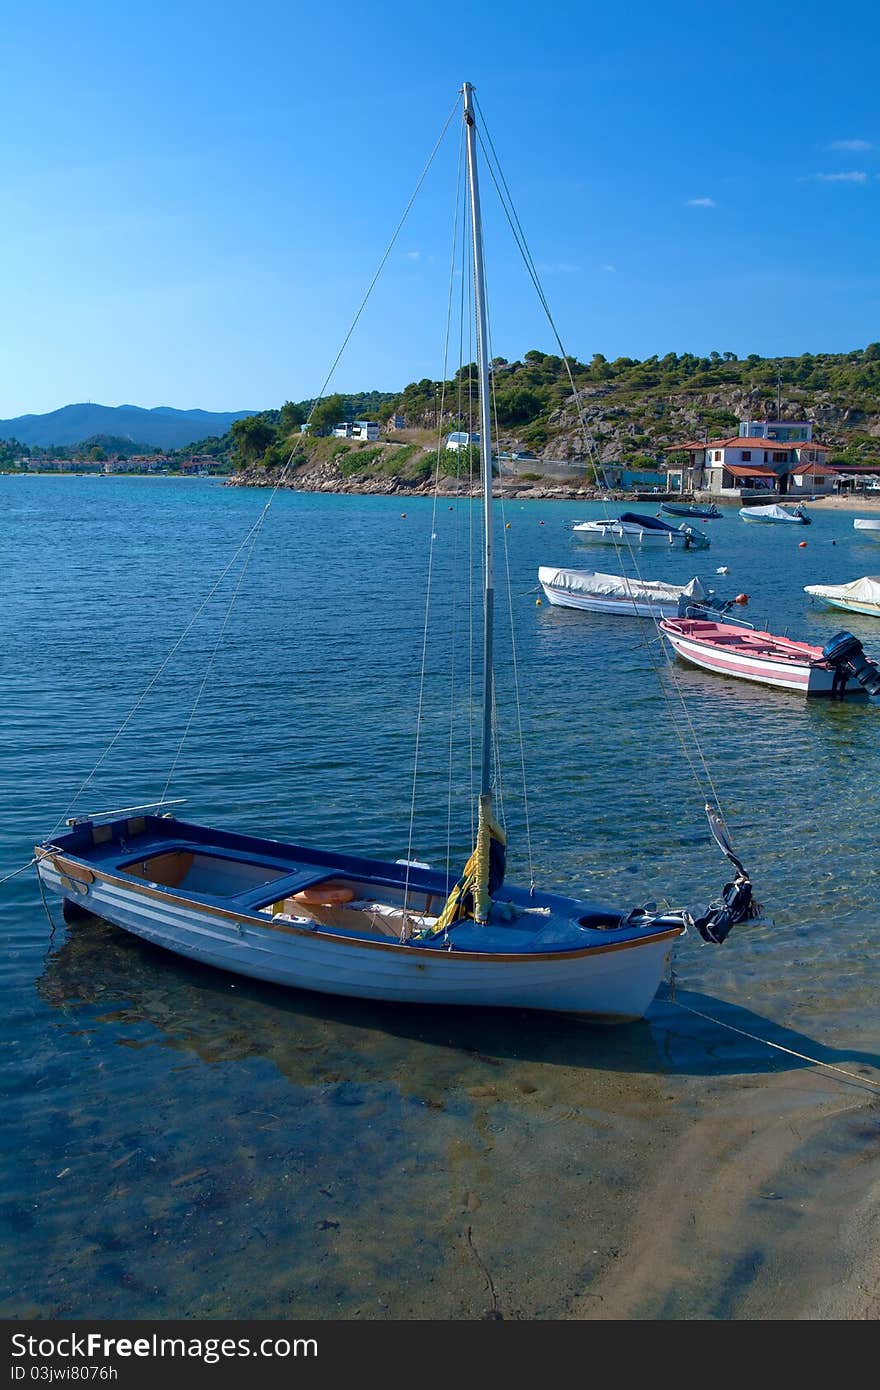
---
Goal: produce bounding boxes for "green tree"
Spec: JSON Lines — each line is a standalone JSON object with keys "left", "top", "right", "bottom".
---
{"left": 231, "top": 415, "right": 277, "bottom": 467}
{"left": 279, "top": 400, "right": 306, "bottom": 432}
{"left": 309, "top": 394, "right": 347, "bottom": 435}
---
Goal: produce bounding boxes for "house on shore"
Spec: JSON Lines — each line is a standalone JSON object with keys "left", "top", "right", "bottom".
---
{"left": 666, "top": 418, "right": 835, "bottom": 498}
{"left": 333, "top": 420, "right": 380, "bottom": 441}
{"left": 446, "top": 430, "right": 480, "bottom": 452}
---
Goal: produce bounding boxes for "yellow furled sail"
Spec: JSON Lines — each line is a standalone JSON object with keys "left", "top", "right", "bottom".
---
{"left": 431, "top": 794, "right": 507, "bottom": 933}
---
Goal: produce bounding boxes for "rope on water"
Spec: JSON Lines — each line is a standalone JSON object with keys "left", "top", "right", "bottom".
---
{"left": 34, "top": 862, "right": 58, "bottom": 939}
{"left": 665, "top": 979, "right": 880, "bottom": 1095}
{"left": 0, "top": 857, "right": 37, "bottom": 887}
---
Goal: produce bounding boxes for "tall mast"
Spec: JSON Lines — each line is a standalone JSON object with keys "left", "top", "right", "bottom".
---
{"left": 463, "top": 81, "right": 495, "bottom": 804}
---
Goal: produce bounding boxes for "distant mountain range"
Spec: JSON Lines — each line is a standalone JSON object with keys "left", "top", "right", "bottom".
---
{"left": 0, "top": 403, "right": 259, "bottom": 449}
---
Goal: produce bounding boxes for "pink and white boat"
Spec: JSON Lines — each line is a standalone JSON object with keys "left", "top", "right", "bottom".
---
{"left": 659, "top": 618, "right": 880, "bottom": 697}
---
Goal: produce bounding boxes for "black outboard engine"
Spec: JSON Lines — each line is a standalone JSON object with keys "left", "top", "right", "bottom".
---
{"left": 822, "top": 631, "right": 880, "bottom": 697}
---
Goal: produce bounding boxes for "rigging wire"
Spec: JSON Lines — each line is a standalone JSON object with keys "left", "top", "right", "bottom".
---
{"left": 403, "top": 117, "right": 465, "bottom": 914}
{"left": 49, "top": 97, "right": 461, "bottom": 835}
{"left": 160, "top": 516, "right": 267, "bottom": 806}
{"left": 276, "top": 95, "right": 461, "bottom": 482}
{"left": 473, "top": 96, "right": 735, "bottom": 843}
{"left": 49, "top": 504, "right": 272, "bottom": 834}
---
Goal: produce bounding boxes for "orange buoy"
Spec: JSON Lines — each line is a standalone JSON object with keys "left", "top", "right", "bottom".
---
{"left": 798, "top": 540, "right": 807, "bottom": 548}
{"left": 734, "top": 593, "right": 749, "bottom": 605}
{"left": 293, "top": 883, "right": 355, "bottom": 908}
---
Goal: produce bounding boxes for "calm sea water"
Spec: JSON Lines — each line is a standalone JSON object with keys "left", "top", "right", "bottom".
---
{"left": 2, "top": 475, "right": 879, "bottom": 1319}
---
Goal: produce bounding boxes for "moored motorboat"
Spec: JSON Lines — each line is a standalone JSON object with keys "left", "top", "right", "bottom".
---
{"left": 659, "top": 617, "right": 880, "bottom": 696}
{"left": 572, "top": 512, "right": 710, "bottom": 549}
{"left": 805, "top": 575, "right": 880, "bottom": 618}
{"left": 739, "top": 502, "right": 811, "bottom": 524}
{"left": 537, "top": 566, "right": 721, "bottom": 618}
{"left": 660, "top": 501, "right": 721, "bottom": 520}
{"left": 853, "top": 518, "right": 880, "bottom": 538}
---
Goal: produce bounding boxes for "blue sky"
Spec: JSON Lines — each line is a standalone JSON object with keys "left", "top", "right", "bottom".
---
{"left": 2, "top": 0, "right": 879, "bottom": 416}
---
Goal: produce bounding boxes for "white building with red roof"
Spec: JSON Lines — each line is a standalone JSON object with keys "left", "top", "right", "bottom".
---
{"left": 666, "top": 418, "right": 835, "bottom": 497}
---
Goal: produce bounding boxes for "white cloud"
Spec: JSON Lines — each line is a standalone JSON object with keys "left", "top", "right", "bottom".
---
{"left": 686, "top": 197, "right": 717, "bottom": 208}
{"left": 602, "top": 264, "right": 616, "bottom": 273}
{"left": 804, "top": 171, "right": 868, "bottom": 183}
{"left": 405, "top": 250, "right": 421, "bottom": 260}
{"left": 827, "top": 139, "right": 873, "bottom": 151}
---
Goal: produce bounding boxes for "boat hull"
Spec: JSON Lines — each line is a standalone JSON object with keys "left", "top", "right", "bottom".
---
{"left": 572, "top": 525, "right": 700, "bottom": 549}
{"left": 807, "top": 596, "right": 880, "bottom": 618}
{"left": 539, "top": 575, "right": 683, "bottom": 619}
{"left": 36, "top": 819, "right": 683, "bottom": 1020}
{"left": 538, "top": 581, "right": 680, "bottom": 618}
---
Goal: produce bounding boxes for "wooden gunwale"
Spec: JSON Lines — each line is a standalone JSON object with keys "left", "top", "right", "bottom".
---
{"left": 36, "top": 849, "right": 683, "bottom": 963}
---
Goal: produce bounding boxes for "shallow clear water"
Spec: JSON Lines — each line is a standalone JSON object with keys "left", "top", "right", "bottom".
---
{"left": 2, "top": 476, "right": 879, "bottom": 1319}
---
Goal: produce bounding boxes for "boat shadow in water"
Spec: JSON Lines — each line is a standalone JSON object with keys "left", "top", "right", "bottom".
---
{"left": 38, "top": 918, "right": 880, "bottom": 1084}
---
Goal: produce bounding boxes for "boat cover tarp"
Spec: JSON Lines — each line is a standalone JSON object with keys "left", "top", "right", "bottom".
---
{"left": 539, "top": 567, "right": 706, "bottom": 603}
{"left": 618, "top": 511, "right": 683, "bottom": 533}
{"left": 741, "top": 503, "right": 805, "bottom": 522}
{"left": 805, "top": 576, "right": 880, "bottom": 605}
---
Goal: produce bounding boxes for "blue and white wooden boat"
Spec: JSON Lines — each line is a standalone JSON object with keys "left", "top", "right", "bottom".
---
{"left": 35, "top": 84, "right": 755, "bottom": 1019}
{"left": 36, "top": 814, "right": 687, "bottom": 1018}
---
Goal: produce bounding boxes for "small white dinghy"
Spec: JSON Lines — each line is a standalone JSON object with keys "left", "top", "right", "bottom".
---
{"left": 805, "top": 575, "right": 880, "bottom": 618}
{"left": 853, "top": 518, "right": 880, "bottom": 538}
{"left": 739, "top": 502, "right": 811, "bottom": 525}
{"left": 538, "top": 566, "right": 717, "bottom": 618}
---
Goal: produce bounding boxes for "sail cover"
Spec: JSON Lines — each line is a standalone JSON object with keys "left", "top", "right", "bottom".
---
{"left": 538, "top": 567, "right": 706, "bottom": 603}
{"left": 431, "top": 795, "right": 506, "bottom": 933}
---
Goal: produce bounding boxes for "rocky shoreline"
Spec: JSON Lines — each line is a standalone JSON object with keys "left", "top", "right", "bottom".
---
{"left": 226, "top": 466, "right": 625, "bottom": 502}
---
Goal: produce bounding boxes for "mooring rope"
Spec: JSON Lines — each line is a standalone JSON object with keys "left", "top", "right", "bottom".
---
{"left": 0, "top": 857, "right": 37, "bottom": 887}
{"left": 665, "top": 979, "right": 880, "bottom": 1095}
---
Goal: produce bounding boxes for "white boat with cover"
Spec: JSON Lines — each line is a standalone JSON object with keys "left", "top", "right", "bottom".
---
{"left": 853, "top": 518, "right": 880, "bottom": 538}
{"left": 537, "top": 566, "right": 718, "bottom": 618}
{"left": 572, "top": 511, "right": 710, "bottom": 549}
{"left": 35, "top": 83, "right": 763, "bottom": 1019}
{"left": 805, "top": 575, "right": 880, "bottom": 618}
{"left": 739, "top": 502, "right": 811, "bottom": 525}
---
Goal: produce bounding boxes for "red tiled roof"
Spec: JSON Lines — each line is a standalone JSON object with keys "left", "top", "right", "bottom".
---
{"left": 721, "top": 464, "right": 778, "bottom": 477}
{"left": 795, "top": 441, "right": 830, "bottom": 452}
{"left": 709, "top": 436, "right": 797, "bottom": 450}
{"left": 666, "top": 441, "right": 706, "bottom": 452}
{"left": 788, "top": 461, "right": 831, "bottom": 475}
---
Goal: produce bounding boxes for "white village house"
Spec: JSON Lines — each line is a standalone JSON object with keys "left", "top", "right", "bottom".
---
{"left": 666, "top": 418, "right": 835, "bottom": 498}
{"left": 445, "top": 430, "right": 480, "bottom": 452}
{"left": 332, "top": 420, "right": 380, "bottom": 441}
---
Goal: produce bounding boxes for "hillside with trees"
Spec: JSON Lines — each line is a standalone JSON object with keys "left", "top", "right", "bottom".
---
{"left": 225, "top": 345, "right": 880, "bottom": 491}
